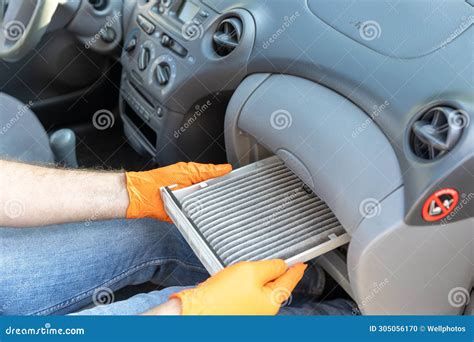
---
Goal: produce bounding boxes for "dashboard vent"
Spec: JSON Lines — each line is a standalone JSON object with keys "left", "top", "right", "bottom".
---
{"left": 212, "top": 17, "right": 242, "bottom": 57}
{"left": 410, "top": 106, "right": 466, "bottom": 160}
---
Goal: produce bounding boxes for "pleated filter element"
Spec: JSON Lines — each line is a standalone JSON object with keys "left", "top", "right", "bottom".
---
{"left": 162, "top": 157, "right": 350, "bottom": 274}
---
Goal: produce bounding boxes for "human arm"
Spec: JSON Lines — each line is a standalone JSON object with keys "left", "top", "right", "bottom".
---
{"left": 0, "top": 159, "right": 231, "bottom": 227}
{"left": 0, "top": 159, "right": 129, "bottom": 227}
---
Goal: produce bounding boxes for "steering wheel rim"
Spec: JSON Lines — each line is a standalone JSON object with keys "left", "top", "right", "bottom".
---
{"left": 0, "top": 0, "right": 59, "bottom": 62}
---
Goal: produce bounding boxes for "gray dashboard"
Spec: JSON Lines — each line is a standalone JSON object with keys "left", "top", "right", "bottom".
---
{"left": 72, "top": 0, "right": 474, "bottom": 315}
{"left": 118, "top": 0, "right": 473, "bottom": 227}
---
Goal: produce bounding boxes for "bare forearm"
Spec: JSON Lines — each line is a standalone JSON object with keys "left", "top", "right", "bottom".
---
{"left": 0, "top": 160, "right": 129, "bottom": 227}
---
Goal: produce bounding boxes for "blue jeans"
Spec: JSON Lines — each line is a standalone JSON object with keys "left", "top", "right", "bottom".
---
{"left": 0, "top": 219, "right": 356, "bottom": 316}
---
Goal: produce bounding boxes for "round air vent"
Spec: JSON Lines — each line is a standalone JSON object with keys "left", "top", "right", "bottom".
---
{"left": 410, "top": 106, "right": 466, "bottom": 160}
{"left": 212, "top": 17, "right": 242, "bottom": 57}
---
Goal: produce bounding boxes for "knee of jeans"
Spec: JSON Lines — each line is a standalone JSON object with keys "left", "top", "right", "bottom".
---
{"left": 132, "top": 220, "right": 205, "bottom": 267}
{"left": 149, "top": 259, "right": 208, "bottom": 288}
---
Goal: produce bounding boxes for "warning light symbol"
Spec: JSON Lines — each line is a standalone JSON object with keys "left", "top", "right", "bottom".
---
{"left": 422, "top": 188, "right": 459, "bottom": 222}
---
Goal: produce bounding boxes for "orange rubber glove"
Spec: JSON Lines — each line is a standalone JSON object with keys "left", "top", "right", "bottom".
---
{"left": 171, "top": 260, "right": 307, "bottom": 315}
{"left": 125, "top": 162, "right": 232, "bottom": 222}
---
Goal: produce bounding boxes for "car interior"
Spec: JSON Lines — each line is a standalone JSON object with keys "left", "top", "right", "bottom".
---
{"left": 0, "top": 0, "right": 472, "bottom": 315}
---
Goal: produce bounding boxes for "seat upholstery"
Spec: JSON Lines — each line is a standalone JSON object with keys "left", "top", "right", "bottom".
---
{"left": 0, "top": 93, "right": 54, "bottom": 164}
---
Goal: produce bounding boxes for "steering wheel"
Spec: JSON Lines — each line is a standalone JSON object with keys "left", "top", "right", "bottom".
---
{"left": 0, "top": 0, "right": 60, "bottom": 62}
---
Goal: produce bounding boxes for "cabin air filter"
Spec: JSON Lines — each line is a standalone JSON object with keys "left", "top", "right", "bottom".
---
{"left": 161, "top": 156, "right": 349, "bottom": 274}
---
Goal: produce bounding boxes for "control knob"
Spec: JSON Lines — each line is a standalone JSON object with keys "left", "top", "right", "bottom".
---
{"left": 138, "top": 46, "right": 151, "bottom": 71}
{"left": 155, "top": 62, "right": 171, "bottom": 86}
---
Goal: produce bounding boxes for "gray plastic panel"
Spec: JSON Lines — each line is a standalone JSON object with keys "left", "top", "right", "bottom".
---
{"left": 68, "top": 0, "right": 123, "bottom": 53}
{"left": 224, "top": 73, "right": 273, "bottom": 167}
{"left": 218, "top": 0, "right": 473, "bottom": 223}
{"left": 349, "top": 187, "right": 473, "bottom": 315}
{"left": 231, "top": 74, "right": 402, "bottom": 233}
{"left": 307, "top": 0, "right": 471, "bottom": 58}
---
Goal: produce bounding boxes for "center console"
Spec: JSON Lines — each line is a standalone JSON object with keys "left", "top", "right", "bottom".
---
{"left": 119, "top": 0, "right": 255, "bottom": 165}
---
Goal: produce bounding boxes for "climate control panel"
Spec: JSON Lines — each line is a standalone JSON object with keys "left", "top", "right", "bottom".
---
{"left": 120, "top": 0, "right": 254, "bottom": 116}
{"left": 122, "top": 34, "right": 176, "bottom": 91}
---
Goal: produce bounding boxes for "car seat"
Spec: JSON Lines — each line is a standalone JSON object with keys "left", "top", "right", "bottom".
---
{"left": 0, "top": 92, "right": 77, "bottom": 167}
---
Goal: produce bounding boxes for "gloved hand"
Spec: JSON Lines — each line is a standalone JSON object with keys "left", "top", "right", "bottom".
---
{"left": 125, "top": 162, "right": 232, "bottom": 222}
{"left": 171, "top": 259, "right": 307, "bottom": 315}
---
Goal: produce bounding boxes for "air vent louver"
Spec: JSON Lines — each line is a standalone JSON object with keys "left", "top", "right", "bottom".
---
{"left": 410, "top": 106, "right": 466, "bottom": 160}
{"left": 212, "top": 17, "right": 242, "bottom": 57}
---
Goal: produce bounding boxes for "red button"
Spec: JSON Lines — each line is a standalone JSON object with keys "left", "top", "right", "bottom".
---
{"left": 422, "top": 188, "right": 459, "bottom": 222}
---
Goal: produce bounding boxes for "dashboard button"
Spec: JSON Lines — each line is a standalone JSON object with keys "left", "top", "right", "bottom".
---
{"left": 161, "top": 34, "right": 187, "bottom": 57}
{"left": 169, "top": 40, "right": 187, "bottom": 57}
{"left": 161, "top": 34, "right": 172, "bottom": 47}
{"left": 125, "top": 37, "right": 137, "bottom": 52}
{"left": 136, "top": 15, "right": 155, "bottom": 35}
{"left": 156, "top": 106, "right": 163, "bottom": 117}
